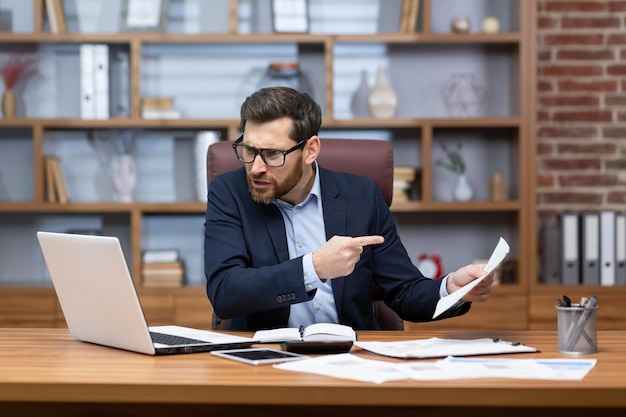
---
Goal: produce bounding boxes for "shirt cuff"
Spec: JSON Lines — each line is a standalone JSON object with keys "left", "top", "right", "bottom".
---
{"left": 439, "top": 274, "right": 450, "bottom": 298}
{"left": 302, "top": 253, "right": 323, "bottom": 292}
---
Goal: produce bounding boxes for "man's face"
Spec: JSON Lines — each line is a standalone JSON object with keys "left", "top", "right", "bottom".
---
{"left": 242, "top": 118, "right": 304, "bottom": 204}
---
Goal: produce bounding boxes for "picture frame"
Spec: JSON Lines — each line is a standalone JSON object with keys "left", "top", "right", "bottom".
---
{"left": 121, "top": 0, "right": 168, "bottom": 32}
{"left": 271, "top": 0, "right": 309, "bottom": 33}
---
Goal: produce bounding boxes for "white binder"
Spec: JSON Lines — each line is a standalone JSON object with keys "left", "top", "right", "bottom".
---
{"left": 93, "top": 44, "right": 110, "bottom": 120}
{"left": 581, "top": 212, "right": 600, "bottom": 285}
{"left": 80, "top": 44, "right": 95, "bottom": 119}
{"left": 560, "top": 213, "right": 579, "bottom": 285}
{"left": 600, "top": 211, "right": 616, "bottom": 286}
{"left": 616, "top": 213, "right": 626, "bottom": 285}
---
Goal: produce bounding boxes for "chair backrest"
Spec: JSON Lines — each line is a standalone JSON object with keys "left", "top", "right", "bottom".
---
{"left": 207, "top": 138, "right": 403, "bottom": 331}
{"left": 207, "top": 138, "right": 394, "bottom": 206}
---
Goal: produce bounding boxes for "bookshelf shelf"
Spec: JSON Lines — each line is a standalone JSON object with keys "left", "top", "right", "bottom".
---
{"left": 0, "top": 0, "right": 536, "bottom": 331}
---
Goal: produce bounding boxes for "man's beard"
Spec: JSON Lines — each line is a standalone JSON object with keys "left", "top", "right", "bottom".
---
{"left": 247, "top": 158, "right": 303, "bottom": 204}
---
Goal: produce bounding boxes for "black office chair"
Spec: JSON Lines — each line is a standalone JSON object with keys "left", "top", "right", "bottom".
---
{"left": 206, "top": 138, "right": 403, "bottom": 331}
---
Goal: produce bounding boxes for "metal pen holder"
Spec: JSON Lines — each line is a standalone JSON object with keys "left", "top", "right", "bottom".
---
{"left": 556, "top": 304, "right": 598, "bottom": 354}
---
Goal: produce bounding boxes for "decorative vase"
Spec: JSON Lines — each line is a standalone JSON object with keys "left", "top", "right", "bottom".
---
{"left": 350, "top": 70, "right": 370, "bottom": 118}
{"left": 112, "top": 154, "right": 137, "bottom": 203}
{"left": 367, "top": 67, "right": 397, "bottom": 119}
{"left": 489, "top": 171, "right": 507, "bottom": 201}
{"left": 1, "top": 89, "right": 16, "bottom": 119}
{"left": 453, "top": 174, "right": 473, "bottom": 201}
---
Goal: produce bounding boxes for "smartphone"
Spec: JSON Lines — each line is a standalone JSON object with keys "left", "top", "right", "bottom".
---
{"left": 281, "top": 340, "right": 353, "bottom": 354}
{"left": 210, "top": 348, "right": 309, "bottom": 365}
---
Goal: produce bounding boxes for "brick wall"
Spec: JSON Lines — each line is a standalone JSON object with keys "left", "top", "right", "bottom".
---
{"left": 537, "top": 0, "right": 626, "bottom": 220}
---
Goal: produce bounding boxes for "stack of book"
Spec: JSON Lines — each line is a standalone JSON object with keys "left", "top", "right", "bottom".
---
{"left": 43, "top": 156, "right": 69, "bottom": 204}
{"left": 141, "top": 97, "right": 181, "bottom": 120}
{"left": 393, "top": 167, "right": 417, "bottom": 203}
{"left": 141, "top": 249, "right": 184, "bottom": 288}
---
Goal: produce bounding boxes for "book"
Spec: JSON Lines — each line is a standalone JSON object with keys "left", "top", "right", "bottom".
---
{"left": 44, "top": 0, "right": 59, "bottom": 33}
{"left": 44, "top": 157, "right": 57, "bottom": 203}
{"left": 142, "top": 249, "right": 179, "bottom": 263}
{"left": 252, "top": 323, "right": 356, "bottom": 343}
{"left": 54, "top": 0, "right": 67, "bottom": 34}
{"left": 43, "top": 156, "right": 69, "bottom": 203}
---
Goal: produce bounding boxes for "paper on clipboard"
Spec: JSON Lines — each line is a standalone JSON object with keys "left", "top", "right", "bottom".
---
{"left": 433, "top": 237, "right": 510, "bottom": 319}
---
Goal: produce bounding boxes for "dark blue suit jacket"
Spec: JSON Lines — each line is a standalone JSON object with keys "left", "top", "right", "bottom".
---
{"left": 204, "top": 166, "right": 470, "bottom": 331}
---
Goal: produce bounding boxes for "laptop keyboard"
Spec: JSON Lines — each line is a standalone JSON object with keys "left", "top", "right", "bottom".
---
{"left": 150, "top": 331, "right": 211, "bottom": 346}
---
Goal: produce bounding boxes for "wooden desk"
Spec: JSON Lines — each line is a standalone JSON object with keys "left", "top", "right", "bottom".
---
{"left": 1, "top": 329, "right": 625, "bottom": 417}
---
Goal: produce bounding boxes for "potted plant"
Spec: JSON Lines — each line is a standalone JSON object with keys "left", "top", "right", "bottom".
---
{"left": 436, "top": 143, "right": 473, "bottom": 201}
{"left": 0, "top": 54, "right": 37, "bottom": 118}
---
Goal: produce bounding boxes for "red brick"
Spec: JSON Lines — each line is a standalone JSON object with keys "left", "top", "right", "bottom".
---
{"left": 544, "top": 34, "right": 604, "bottom": 45}
{"left": 607, "top": 65, "right": 626, "bottom": 75}
{"left": 538, "top": 80, "right": 554, "bottom": 92}
{"left": 608, "top": 34, "right": 626, "bottom": 44}
{"left": 609, "top": 1, "right": 626, "bottom": 12}
{"left": 537, "top": 142, "right": 554, "bottom": 154}
{"left": 603, "top": 127, "right": 626, "bottom": 137}
{"left": 558, "top": 143, "right": 616, "bottom": 153}
{"left": 607, "top": 192, "right": 626, "bottom": 203}
{"left": 542, "top": 158, "right": 602, "bottom": 170}
{"left": 553, "top": 110, "right": 612, "bottom": 122}
{"left": 538, "top": 50, "right": 552, "bottom": 61}
{"left": 556, "top": 49, "right": 614, "bottom": 60}
{"left": 538, "top": 126, "right": 598, "bottom": 138}
{"left": 545, "top": 1, "right": 606, "bottom": 12}
{"left": 537, "top": 174, "right": 555, "bottom": 187}
{"left": 543, "top": 65, "right": 603, "bottom": 76}
{"left": 539, "top": 96, "right": 600, "bottom": 106}
{"left": 559, "top": 80, "right": 618, "bottom": 92}
{"left": 538, "top": 192, "right": 603, "bottom": 205}
{"left": 538, "top": 110, "right": 551, "bottom": 122}
{"left": 617, "top": 111, "right": 626, "bottom": 121}
{"left": 559, "top": 174, "right": 617, "bottom": 187}
{"left": 538, "top": 16, "right": 558, "bottom": 29}
{"left": 562, "top": 17, "right": 621, "bottom": 28}
{"left": 605, "top": 159, "right": 626, "bottom": 169}
{"left": 605, "top": 96, "right": 626, "bottom": 106}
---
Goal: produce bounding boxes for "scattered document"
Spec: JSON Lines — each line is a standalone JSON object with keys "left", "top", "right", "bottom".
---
{"left": 355, "top": 337, "right": 537, "bottom": 359}
{"left": 433, "top": 237, "right": 510, "bottom": 318}
{"left": 274, "top": 354, "right": 596, "bottom": 384}
{"left": 407, "top": 357, "right": 597, "bottom": 381}
{"left": 253, "top": 323, "right": 356, "bottom": 343}
{"left": 274, "top": 353, "right": 408, "bottom": 384}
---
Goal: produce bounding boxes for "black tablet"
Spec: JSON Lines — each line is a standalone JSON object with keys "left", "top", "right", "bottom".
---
{"left": 210, "top": 348, "right": 309, "bottom": 365}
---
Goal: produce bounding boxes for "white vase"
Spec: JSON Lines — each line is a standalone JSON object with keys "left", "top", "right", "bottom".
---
{"left": 367, "top": 67, "right": 397, "bottom": 119}
{"left": 112, "top": 154, "right": 137, "bottom": 203}
{"left": 453, "top": 174, "right": 473, "bottom": 201}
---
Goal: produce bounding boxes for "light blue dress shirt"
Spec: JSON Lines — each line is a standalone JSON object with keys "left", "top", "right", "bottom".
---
{"left": 275, "top": 163, "right": 450, "bottom": 328}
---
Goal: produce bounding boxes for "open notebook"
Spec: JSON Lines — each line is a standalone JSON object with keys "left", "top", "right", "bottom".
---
{"left": 37, "top": 231, "right": 254, "bottom": 355}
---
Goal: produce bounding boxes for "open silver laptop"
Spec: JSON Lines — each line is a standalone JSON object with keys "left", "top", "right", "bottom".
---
{"left": 37, "top": 231, "right": 254, "bottom": 355}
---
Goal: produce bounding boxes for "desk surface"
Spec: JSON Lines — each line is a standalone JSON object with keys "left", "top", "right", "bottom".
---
{"left": 1, "top": 329, "right": 625, "bottom": 416}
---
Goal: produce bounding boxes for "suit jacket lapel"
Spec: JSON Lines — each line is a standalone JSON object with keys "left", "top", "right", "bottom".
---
{"left": 259, "top": 203, "right": 290, "bottom": 262}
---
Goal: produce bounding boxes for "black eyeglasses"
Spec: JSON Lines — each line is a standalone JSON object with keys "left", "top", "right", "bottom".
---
{"left": 232, "top": 136, "right": 307, "bottom": 168}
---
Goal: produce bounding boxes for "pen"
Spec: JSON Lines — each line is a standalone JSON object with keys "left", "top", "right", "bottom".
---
{"left": 565, "top": 295, "right": 598, "bottom": 352}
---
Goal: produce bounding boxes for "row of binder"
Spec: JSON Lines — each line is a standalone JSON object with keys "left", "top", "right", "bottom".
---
{"left": 542, "top": 212, "right": 626, "bottom": 285}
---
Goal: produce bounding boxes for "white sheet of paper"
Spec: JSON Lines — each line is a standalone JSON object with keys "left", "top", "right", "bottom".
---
{"left": 433, "top": 237, "right": 510, "bottom": 319}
